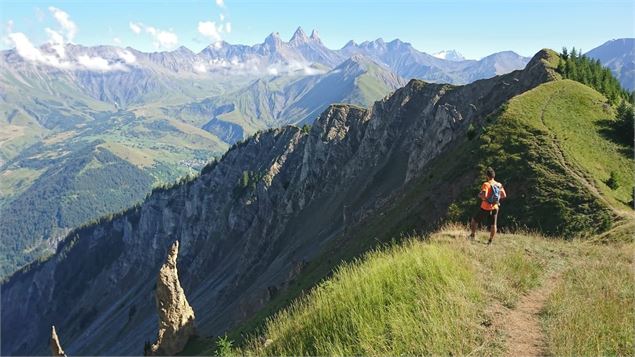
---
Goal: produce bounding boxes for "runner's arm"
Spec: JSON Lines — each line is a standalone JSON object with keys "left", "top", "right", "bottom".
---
{"left": 478, "top": 183, "right": 488, "bottom": 200}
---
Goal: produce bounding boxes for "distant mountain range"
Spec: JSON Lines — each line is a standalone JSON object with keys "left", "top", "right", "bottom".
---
{"left": 167, "top": 54, "right": 406, "bottom": 135}
{"left": 0, "top": 30, "right": 632, "bottom": 278}
{"left": 1, "top": 26, "right": 531, "bottom": 90}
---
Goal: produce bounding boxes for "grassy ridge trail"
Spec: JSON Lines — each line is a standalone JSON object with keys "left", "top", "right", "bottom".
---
{"left": 501, "top": 270, "right": 563, "bottom": 356}
{"left": 219, "top": 224, "right": 633, "bottom": 356}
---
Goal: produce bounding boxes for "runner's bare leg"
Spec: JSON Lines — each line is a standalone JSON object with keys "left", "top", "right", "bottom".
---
{"left": 470, "top": 218, "right": 477, "bottom": 238}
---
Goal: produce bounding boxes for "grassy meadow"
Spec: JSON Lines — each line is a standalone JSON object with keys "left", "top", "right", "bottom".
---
{"left": 193, "top": 223, "right": 633, "bottom": 356}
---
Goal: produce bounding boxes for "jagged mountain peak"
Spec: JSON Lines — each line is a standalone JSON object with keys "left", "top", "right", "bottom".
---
{"left": 289, "top": 26, "right": 309, "bottom": 46}
{"left": 356, "top": 38, "right": 387, "bottom": 50}
{"left": 264, "top": 32, "right": 283, "bottom": 47}
{"left": 343, "top": 38, "right": 409, "bottom": 51}
{"left": 387, "top": 38, "right": 406, "bottom": 46}
{"left": 342, "top": 40, "right": 358, "bottom": 49}
{"left": 310, "top": 29, "right": 321, "bottom": 42}
{"left": 174, "top": 45, "right": 194, "bottom": 54}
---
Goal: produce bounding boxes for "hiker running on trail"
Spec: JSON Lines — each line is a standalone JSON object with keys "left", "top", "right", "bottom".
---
{"left": 469, "top": 167, "right": 507, "bottom": 244}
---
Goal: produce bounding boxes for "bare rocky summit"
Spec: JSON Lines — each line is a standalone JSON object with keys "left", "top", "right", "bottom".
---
{"left": 146, "top": 241, "right": 196, "bottom": 356}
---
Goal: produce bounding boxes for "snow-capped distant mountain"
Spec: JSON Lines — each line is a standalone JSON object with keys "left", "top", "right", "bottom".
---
{"left": 432, "top": 50, "right": 466, "bottom": 61}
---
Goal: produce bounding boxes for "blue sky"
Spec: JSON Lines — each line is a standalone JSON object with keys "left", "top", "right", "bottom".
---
{"left": 1, "top": 0, "right": 633, "bottom": 59}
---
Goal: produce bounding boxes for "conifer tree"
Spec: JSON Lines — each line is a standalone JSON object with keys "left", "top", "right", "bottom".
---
{"left": 556, "top": 47, "right": 630, "bottom": 105}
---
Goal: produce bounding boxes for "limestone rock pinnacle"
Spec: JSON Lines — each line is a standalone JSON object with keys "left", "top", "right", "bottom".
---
{"left": 50, "top": 326, "right": 66, "bottom": 357}
{"left": 146, "top": 241, "right": 196, "bottom": 356}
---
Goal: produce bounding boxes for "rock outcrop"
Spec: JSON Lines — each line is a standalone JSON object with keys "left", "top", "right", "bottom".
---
{"left": 146, "top": 241, "right": 196, "bottom": 356}
{"left": 50, "top": 326, "right": 66, "bottom": 357}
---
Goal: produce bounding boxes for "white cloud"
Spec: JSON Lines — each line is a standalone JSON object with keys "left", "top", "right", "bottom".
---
{"left": 48, "top": 6, "right": 77, "bottom": 41}
{"left": 129, "top": 22, "right": 142, "bottom": 34}
{"left": 8, "top": 31, "right": 129, "bottom": 72}
{"left": 154, "top": 29, "right": 178, "bottom": 48}
{"left": 8, "top": 32, "right": 44, "bottom": 62}
{"left": 215, "top": 0, "right": 225, "bottom": 7}
{"left": 117, "top": 49, "right": 136, "bottom": 64}
{"left": 220, "top": 14, "right": 225, "bottom": 21}
{"left": 45, "top": 28, "right": 64, "bottom": 45}
{"left": 45, "top": 28, "right": 66, "bottom": 58}
{"left": 77, "top": 55, "right": 109, "bottom": 70}
{"left": 130, "top": 22, "right": 178, "bottom": 49}
{"left": 198, "top": 21, "right": 222, "bottom": 42}
{"left": 113, "top": 37, "right": 122, "bottom": 45}
{"left": 77, "top": 54, "right": 127, "bottom": 72}
{"left": 7, "top": 32, "right": 72, "bottom": 69}
{"left": 265, "top": 61, "right": 326, "bottom": 77}
{"left": 201, "top": 55, "right": 325, "bottom": 77}
{"left": 193, "top": 62, "right": 207, "bottom": 73}
{"left": 302, "top": 65, "right": 324, "bottom": 75}
{"left": 198, "top": 21, "right": 223, "bottom": 44}
{"left": 144, "top": 25, "right": 178, "bottom": 48}
{"left": 225, "top": 22, "right": 232, "bottom": 33}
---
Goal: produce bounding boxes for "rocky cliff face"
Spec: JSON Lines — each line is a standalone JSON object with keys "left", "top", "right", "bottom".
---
{"left": 146, "top": 241, "right": 196, "bottom": 356}
{"left": 1, "top": 50, "right": 557, "bottom": 356}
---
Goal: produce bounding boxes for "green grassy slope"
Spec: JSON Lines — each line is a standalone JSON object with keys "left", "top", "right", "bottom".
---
{"left": 215, "top": 226, "right": 634, "bottom": 356}
{"left": 543, "top": 230, "right": 634, "bottom": 356}
{"left": 243, "top": 232, "right": 486, "bottom": 356}
{"left": 450, "top": 79, "right": 633, "bottom": 236}
{"left": 498, "top": 79, "right": 632, "bottom": 208}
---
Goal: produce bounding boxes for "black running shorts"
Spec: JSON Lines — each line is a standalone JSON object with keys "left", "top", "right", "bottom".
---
{"left": 473, "top": 207, "right": 498, "bottom": 227}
